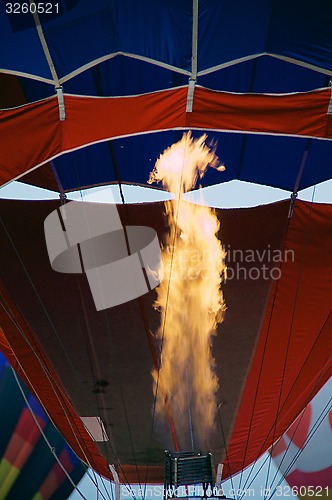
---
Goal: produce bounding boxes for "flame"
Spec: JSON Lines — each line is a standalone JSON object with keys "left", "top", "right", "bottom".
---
{"left": 148, "top": 132, "right": 226, "bottom": 449}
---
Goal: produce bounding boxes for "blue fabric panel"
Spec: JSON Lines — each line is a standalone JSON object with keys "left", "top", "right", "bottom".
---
{"left": 0, "top": 352, "right": 8, "bottom": 379}
{"left": 53, "top": 141, "right": 115, "bottom": 191}
{"left": 52, "top": 128, "right": 332, "bottom": 193}
{"left": 197, "top": 0, "right": 273, "bottom": 73}
{"left": 11, "top": 60, "right": 332, "bottom": 113}
{"left": 18, "top": 53, "right": 328, "bottom": 106}
{"left": 95, "top": 56, "right": 188, "bottom": 95}
{"left": 198, "top": 0, "right": 332, "bottom": 74}
{"left": 27, "top": 393, "right": 48, "bottom": 421}
{"left": 299, "top": 139, "right": 332, "bottom": 191}
{"left": 232, "top": 135, "right": 332, "bottom": 191}
{"left": 200, "top": 56, "right": 329, "bottom": 93}
{"left": 2, "top": 0, "right": 332, "bottom": 82}
{"left": 53, "top": 131, "right": 183, "bottom": 191}
{"left": 19, "top": 56, "right": 188, "bottom": 102}
{"left": 18, "top": 78, "right": 54, "bottom": 103}
{"left": 0, "top": 6, "right": 52, "bottom": 80}
{"left": 41, "top": 0, "right": 192, "bottom": 80}
{"left": 267, "top": 0, "right": 332, "bottom": 73}
{"left": 1, "top": 0, "right": 192, "bottom": 81}
{"left": 82, "top": 56, "right": 188, "bottom": 96}
{"left": 185, "top": 132, "right": 306, "bottom": 191}
{"left": 236, "top": 134, "right": 308, "bottom": 190}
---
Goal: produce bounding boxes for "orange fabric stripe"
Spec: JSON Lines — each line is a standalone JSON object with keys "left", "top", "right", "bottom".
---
{"left": 225, "top": 201, "right": 332, "bottom": 478}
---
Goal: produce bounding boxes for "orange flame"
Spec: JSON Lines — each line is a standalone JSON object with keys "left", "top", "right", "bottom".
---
{"left": 148, "top": 133, "right": 226, "bottom": 449}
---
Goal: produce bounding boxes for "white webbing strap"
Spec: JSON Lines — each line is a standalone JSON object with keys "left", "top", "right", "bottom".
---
{"left": 186, "top": 0, "right": 198, "bottom": 112}
{"left": 109, "top": 464, "right": 120, "bottom": 500}
{"left": 29, "top": 0, "right": 66, "bottom": 120}
{"left": 328, "top": 83, "right": 332, "bottom": 114}
{"left": 56, "top": 87, "right": 66, "bottom": 121}
{"left": 216, "top": 463, "right": 223, "bottom": 487}
{"left": 186, "top": 78, "right": 196, "bottom": 112}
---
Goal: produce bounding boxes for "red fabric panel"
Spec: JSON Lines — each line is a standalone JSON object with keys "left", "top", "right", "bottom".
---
{"left": 4, "top": 434, "right": 35, "bottom": 468}
{"left": 0, "top": 98, "right": 62, "bottom": 187}
{"left": 1, "top": 87, "right": 332, "bottom": 187}
{"left": 12, "top": 408, "right": 46, "bottom": 442}
{"left": 188, "top": 87, "right": 332, "bottom": 138}
{"left": 224, "top": 201, "right": 332, "bottom": 478}
{"left": 286, "top": 466, "right": 332, "bottom": 489}
{"left": 0, "top": 88, "right": 187, "bottom": 187}
{"left": 0, "top": 281, "right": 111, "bottom": 479}
{"left": 62, "top": 88, "right": 187, "bottom": 152}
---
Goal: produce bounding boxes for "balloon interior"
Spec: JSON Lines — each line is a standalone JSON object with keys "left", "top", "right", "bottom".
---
{"left": 1, "top": 1, "right": 332, "bottom": 497}
{"left": 1, "top": 167, "right": 331, "bottom": 491}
